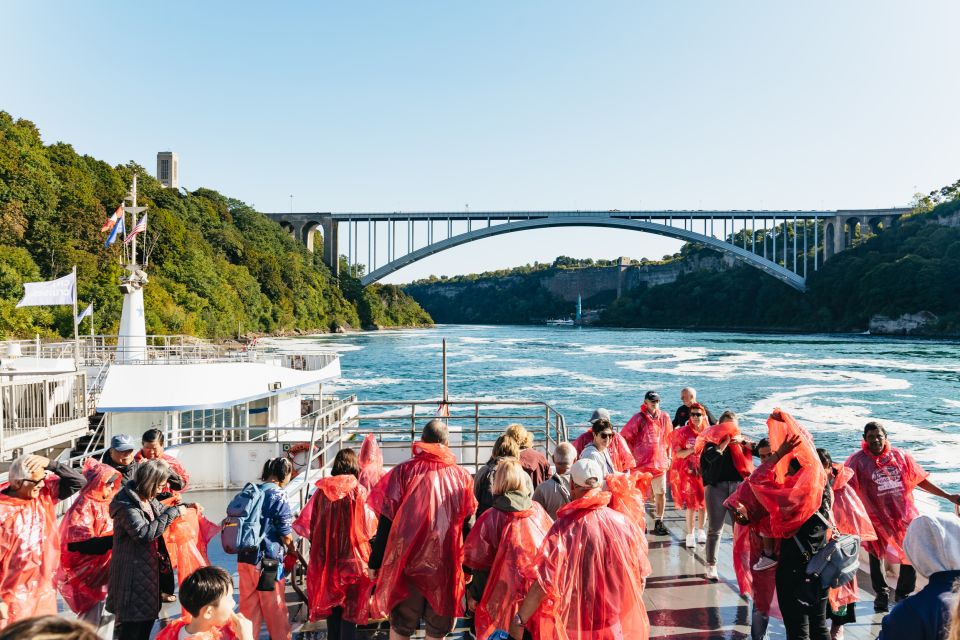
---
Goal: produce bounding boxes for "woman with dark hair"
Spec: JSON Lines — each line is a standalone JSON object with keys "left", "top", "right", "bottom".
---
{"left": 293, "top": 448, "right": 376, "bottom": 640}
{"left": 579, "top": 418, "right": 616, "bottom": 478}
{"left": 108, "top": 459, "right": 186, "bottom": 640}
{"left": 668, "top": 403, "right": 708, "bottom": 548}
{"left": 238, "top": 457, "right": 295, "bottom": 640}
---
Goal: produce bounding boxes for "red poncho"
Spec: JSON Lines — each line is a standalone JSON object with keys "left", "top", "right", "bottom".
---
{"left": 527, "top": 490, "right": 650, "bottom": 640}
{"left": 358, "top": 434, "right": 385, "bottom": 492}
{"left": 0, "top": 474, "right": 62, "bottom": 629}
{"left": 604, "top": 472, "right": 653, "bottom": 580}
{"left": 621, "top": 407, "right": 673, "bottom": 477}
{"left": 367, "top": 441, "right": 478, "bottom": 619}
{"left": 292, "top": 474, "right": 376, "bottom": 624}
{"left": 694, "top": 422, "right": 754, "bottom": 479}
{"left": 56, "top": 460, "right": 121, "bottom": 615}
{"left": 744, "top": 410, "right": 827, "bottom": 539}
{"left": 154, "top": 619, "right": 239, "bottom": 640}
{"left": 667, "top": 422, "right": 705, "bottom": 510}
{"left": 845, "top": 442, "right": 927, "bottom": 564}
{"left": 463, "top": 500, "right": 553, "bottom": 640}
{"left": 161, "top": 501, "right": 220, "bottom": 586}
{"left": 136, "top": 451, "right": 190, "bottom": 493}
{"left": 572, "top": 430, "right": 636, "bottom": 473}
{"left": 828, "top": 463, "right": 878, "bottom": 610}
{"left": 724, "top": 477, "right": 779, "bottom": 617}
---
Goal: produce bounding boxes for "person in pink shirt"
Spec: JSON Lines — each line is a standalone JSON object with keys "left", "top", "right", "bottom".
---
{"left": 621, "top": 390, "right": 674, "bottom": 536}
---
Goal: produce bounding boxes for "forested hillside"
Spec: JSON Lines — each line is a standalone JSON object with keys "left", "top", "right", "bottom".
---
{"left": 0, "top": 112, "right": 431, "bottom": 339}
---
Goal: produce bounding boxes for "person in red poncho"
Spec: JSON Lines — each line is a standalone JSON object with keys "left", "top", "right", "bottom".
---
{"left": 56, "top": 459, "right": 122, "bottom": 636}
{"left": 367, "top": 419, "right": 478, "bottom": 640}
{"left": 509, "top": 457, "right": 650, "bottom": 640}
{"left": 668, "top": 402, "right": 707, "bottom": 549}
{"left": 464, "top": 456, "right": 553, "bottom": 640}
{"left": 504, "top": 424, "right": 551, "bottom": 489}
{"left": 0, "top": 454, "right": 85, "bottom": 630}
{"left": 154, "top": 566, "right": 254, "bottom": 640}
{"left": 621, "top": 390, "right": 673, "bottom": 536}
{"left": 293, "top": 448, "right": 376, "bottom": 640}
{"left": 358, "top": 433, "right": 385, "bottom": 492}
{"left": 844, "top": 420, "right": 960, "bottom": 613}
{"left": 572, "top": 408, "right": 637, "bottom": 474}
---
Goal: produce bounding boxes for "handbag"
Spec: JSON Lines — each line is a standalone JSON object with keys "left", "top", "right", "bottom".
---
{"left": 793, "top": 512, "right": 861, "bottom": 593}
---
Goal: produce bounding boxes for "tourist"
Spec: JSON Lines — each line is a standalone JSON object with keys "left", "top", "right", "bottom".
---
{"left": 357, "top": 433, "right": 385, "bottom": 492}
{"left": 136, "top": 429, "right": 189, "bottom": 499}
{"left": 100, "top": 434, "right": 139, "bottom": 483}
{"left": 237, "top": 458, "right": 296, "bottom": 640}
{"left": 673, "top": 386, "right": 716, "bottom": 427}
{"left": 532, "top": 442, "right": 576, "bottom": 519}
{"left": 504, "top": 423, "right": 550, "bottom": 488}
{"left": 877, "top": 513, "right": 960, "bottom": 640}
{"left": 367, "top": 419, "right": 478, "bottom": 640}
{"left": 668, "top": 402, "right": 708, "bottom": 548}
{"left": 56, "top": 459, "right": 123, "bottom": 639}
{"left": 108, "top": 459, "right": 187, "bottom": 640}
{"left": 572, "top": 408, "right": 636, "bottom": 473}
{"left": 844, "top": 421, "right": 960, "bottom": 611}
{"left": 621, "top": 390, "right": 674, "bottom": 536}
{"left": 508, "top": 458, "right": 650, "bottom": 640}
{"left": 698, "top": 410, "right": 754, "bottom": 581}
{"left": 579, "top": 415, "right": 617, "bottom": 477}
{"left": 818, "top": 448, "right": 877, "bottom": 640}
{"left": 0, "top": 454, "right": 85, "bottom": 630}
{"left": 745, "top": 410, "right": 830, "bottom": 640}
{"left": 0, "top": 615, "right": 99, "bottom": 640}
{"left": 464, "top": 457, "right": 553, "bottom": 640}
{"left": 292, "top": 448, "right": 375, "bottom": 639}
{"left": 154, "top": 566, "right": 254, "bottom": 640}
{"left": 605, "top": 471, "right": 654, "bottom": 583}
{"left": 474, "top": 433, "right": 522, "bottom": 517}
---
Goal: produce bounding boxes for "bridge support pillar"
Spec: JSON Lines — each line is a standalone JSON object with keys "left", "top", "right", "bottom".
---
{"left": 320, "top": 217, "right": 339, "bottom": 277}
{"left": 832, "top": 215, "right": 845, "bottom": 258}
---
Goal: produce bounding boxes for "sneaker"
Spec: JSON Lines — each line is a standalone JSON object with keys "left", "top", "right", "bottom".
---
{"left": 752, "top": 555, "right": 778, "bottom": 571}
{"left": 874, "top": 591, "right": 889, "bottom": 613}
{"left": 685, "top": 533, "right": 696, "bottom": 548}
{"left": 696, "top": 528, "right": 707, "bottom": 544}
{"left": 705, "top": 564, "right": 719, "bottom": 581}
{"left": 652, "top": 520, "right": 670, "bottom": 536}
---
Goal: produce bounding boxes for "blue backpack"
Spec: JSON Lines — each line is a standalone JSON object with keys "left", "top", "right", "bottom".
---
{"left": 221, "top": 482, "right": 266, "bottom": 554}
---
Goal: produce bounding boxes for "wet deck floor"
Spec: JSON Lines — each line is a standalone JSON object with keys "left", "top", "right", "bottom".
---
{"left": 134, "top": 490, "right": 892, "bottom": 639}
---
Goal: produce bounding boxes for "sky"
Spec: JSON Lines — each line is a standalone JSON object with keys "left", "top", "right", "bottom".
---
{"left": 3, "top": 2, "right": 959, "bottom": 283}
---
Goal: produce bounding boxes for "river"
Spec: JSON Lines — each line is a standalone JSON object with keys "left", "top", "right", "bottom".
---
{"left": 268, "top": 325, "right": 960, "bottom": 504}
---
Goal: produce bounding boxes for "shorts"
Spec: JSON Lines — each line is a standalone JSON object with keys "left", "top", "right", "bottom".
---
{"left": 389, "top": 584, "right": 456, "bottom": 638}
{"left": 650, "top": 473, "right": 666, "bottom": 496}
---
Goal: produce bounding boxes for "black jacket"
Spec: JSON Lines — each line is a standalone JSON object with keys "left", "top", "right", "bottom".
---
{"left": 699, "top": 442, "right": 744, "bottom": 486}
{"left": 673, "top": 403, "right": 717, "bottom": 428}
{"left": 106, "top": 484, "right": 181, "bottom": 623}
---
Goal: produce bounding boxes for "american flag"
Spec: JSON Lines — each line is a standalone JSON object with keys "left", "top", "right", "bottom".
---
{"left": 124, "top": 213, "right": 147, "bottom": 244}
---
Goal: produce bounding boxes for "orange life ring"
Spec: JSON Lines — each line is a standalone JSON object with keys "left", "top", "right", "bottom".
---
{"left": 285, "top": 442, "right": 315, "bottom": 477}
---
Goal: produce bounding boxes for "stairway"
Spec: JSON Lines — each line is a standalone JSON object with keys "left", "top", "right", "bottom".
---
{"left": 72, "top": 412, "right": 106, "bottom": 458}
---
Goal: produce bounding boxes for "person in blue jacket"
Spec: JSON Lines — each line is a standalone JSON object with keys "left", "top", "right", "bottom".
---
{"left": 237, "top": 457, "right": 296, "bottom": 640}
{"left": 878, "top": 512, "right": 960, "bottom": 640}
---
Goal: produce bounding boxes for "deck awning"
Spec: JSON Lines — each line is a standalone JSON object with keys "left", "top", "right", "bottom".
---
{"left": 96, "top": 359, "right": 340, "bottom": 412}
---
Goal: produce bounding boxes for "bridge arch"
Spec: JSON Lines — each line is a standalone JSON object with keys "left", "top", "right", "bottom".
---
{"left": 359, "top": 216, "right": 806, "bottom": 291}
{"left": 279, "top": 221, "right": 295, "bottom": 238}
{"left": 302, "top": 221, "right": 324, "bottom": 253}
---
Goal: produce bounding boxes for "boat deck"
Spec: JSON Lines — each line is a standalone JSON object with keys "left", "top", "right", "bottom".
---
{"left": 153, "top": 491, "right": 891, "bottom": 639}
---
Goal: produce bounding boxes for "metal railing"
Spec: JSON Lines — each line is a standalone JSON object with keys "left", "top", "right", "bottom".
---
{"left": 0, "top": 371, "right": 89, "bottom": 459}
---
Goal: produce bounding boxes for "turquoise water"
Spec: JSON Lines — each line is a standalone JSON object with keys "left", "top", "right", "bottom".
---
{"left": 271, "top": 325, "right": 960, "bottom": 502}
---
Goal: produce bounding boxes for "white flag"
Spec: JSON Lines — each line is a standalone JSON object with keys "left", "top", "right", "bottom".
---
{"left": 75, "top": 302, "right": 93, "bottom": 324}
{"left": 16, "top": 271, "right": 77, "bottom": 308}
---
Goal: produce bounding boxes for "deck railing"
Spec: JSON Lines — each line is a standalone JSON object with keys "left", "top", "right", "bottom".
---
{"left": 0, "top": 370, "right": 88, "bottom": 459}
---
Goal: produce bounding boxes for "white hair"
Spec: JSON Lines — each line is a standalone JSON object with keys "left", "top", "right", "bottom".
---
{"left": 553, "top": 442, "right": 577, "bottom": 465}
{"left": 681, "top": 386, "right": 697, "bottom": 398}
{"left": 7, "top": 456, "right": 31, "bottom": 483}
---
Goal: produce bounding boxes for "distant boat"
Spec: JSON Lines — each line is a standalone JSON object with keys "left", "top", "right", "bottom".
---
{"left": 546, "top": 318, "right": 574, "bottom": 326}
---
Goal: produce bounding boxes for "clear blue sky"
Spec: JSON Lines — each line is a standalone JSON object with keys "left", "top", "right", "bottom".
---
{"left": 4, "top": 2, "right": 958, "bottom": 282}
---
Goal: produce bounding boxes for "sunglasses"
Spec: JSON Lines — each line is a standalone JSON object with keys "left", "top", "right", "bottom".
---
{"left": 690, "top": 413, "right": 703, "bottom": 417}
{"left": 599, "top": 432, "right": 614, "bottom": 440}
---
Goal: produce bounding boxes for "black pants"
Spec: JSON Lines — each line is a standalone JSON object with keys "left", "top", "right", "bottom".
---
{"left": 116, "top": 619, "right": 155, "bottom": 640}
{"left": 869, "top": 553, "right": 917, "bottom": 599}
{"left": 776, "top": 547, "right": 829, "bottom": 640}
{"left": 327, "top": 606, "right": 357, "bottom": 640}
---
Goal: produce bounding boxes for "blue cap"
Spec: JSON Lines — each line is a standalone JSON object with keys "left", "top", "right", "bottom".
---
{"left": 110, "top": 434, "right": 137, "bottom": 452}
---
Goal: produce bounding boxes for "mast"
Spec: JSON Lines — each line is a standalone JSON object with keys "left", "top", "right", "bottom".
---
{"left": 117, "top": 173, "right": 149, "bottom": 363}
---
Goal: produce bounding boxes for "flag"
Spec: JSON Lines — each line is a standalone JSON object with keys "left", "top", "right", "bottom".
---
{"left": 124, "top": 213, "right": 147, "bottom": 244}
{"left": 100, "top": 204, "right": 124, "bottom": 233}
{"left": 75, "top": 302, "right": 93, "bottom": 325}
{"left": 105, "top": 211, "right": 124, "bottom": 247}
{"left": 16, "top": 271, "right": 77, "bottom": 308}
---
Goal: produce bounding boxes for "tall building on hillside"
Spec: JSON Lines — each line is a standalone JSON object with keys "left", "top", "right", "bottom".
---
{"left": 156, "top": 151, "right": 179, "bottom": 188}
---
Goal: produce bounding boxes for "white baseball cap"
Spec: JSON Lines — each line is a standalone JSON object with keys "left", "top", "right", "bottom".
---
{"left": 570, "top": 458, "right": 604, "bottom": 489}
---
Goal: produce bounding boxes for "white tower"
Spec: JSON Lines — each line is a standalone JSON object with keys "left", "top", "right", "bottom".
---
{"left": 156, "top": 151, "right": 179, "bottom": 189}
{"left": 117, "top": 174, "right": 148, "bottom": 363}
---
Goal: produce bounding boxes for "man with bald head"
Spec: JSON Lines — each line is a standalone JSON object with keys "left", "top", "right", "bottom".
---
{"left": 673, "top": 387, "right": 716, "bottom": 427}
{"left": 533, "top": 442, "right": 576, "bottom": 519}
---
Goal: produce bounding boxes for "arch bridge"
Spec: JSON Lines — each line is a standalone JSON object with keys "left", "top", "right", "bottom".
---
{"left": 265, "top": 208, "right": 910, "bottom": 292}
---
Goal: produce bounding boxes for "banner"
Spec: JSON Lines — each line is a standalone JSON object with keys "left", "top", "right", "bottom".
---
{"left": 16, "top": 271, "right": 77, "bottom": 308}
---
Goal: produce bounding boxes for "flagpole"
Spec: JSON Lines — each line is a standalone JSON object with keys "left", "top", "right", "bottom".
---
{"left": 72, "top": 265, "right": 80, "bottom": 367}
{"left": 131, "top": 173, "right": 138, "bottom": 267}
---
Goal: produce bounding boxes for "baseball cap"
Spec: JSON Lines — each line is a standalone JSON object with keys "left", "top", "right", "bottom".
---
{"left": 570, "top": 458, "right": 604, "bottom": 489}
{"left": 644, "top": 390, "right": 661, "bottom": 403}
{"left": 110, "top": 434, "right": 137, "bottom": 452}
{"left": 590, "top": 408, "right": 611, "bottom": 424}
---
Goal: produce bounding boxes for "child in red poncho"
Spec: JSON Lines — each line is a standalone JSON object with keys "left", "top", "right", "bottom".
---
{"left": 155, "top": 567, "right": 253, "bottom": 640}
{"left": 667, "top": 403, "right": 707, "bottom": 548}
{"left": 292, "top": 448, "right": 376, "bottom": 639}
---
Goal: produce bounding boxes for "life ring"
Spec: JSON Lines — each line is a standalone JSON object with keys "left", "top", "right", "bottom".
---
{"left": 285, "top": 442, "right": 315, "bottom": 477}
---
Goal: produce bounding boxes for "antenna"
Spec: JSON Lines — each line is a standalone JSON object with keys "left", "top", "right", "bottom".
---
{"left": 290, "top": 194, "right": 294, "bottom": 213}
